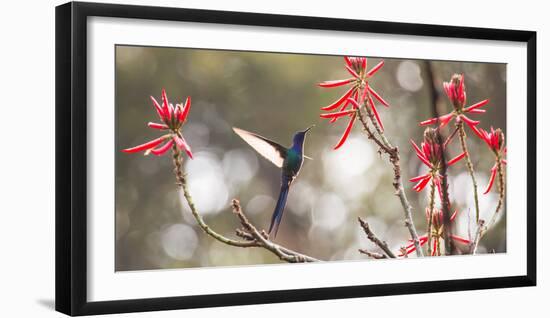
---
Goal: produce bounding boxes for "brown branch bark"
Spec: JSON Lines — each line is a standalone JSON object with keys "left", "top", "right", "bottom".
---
{"left": 356, "top": 98, "right": 424, "bottom": 257}
{"left": 425, "top": 61, "right": 456, "bottom": 255}
{"left": 358, "top": 217, "right": 397, "bottom": 258}
{"left": 358, "top": 249, "right": 387, "bottom": 259}
{"left": 172, "top": 145, "right": 320, "bottom": 263}
{"left": 470, "top": 158, "right": 506, "bottom": 254}
{"left": 457, "top": 121, "right": 481, "bottom": 222}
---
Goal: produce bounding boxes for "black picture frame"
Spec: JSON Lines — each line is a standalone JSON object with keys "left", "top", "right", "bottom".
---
{"left": 55, "top": 1, "right": 537, "bottom": 316}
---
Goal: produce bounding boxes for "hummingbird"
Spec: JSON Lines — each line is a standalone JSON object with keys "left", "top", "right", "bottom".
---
{"left": 233, "top": 126, "right": 314, "bottom": 238}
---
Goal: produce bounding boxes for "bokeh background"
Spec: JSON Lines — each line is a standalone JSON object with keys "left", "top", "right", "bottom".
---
{"left": 115, "top": 45, "right": 506, "bottom": 271}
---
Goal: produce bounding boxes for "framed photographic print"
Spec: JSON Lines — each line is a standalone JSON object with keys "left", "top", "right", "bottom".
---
{"left": 55, "top": 1, "right": 536, "bottom": 316}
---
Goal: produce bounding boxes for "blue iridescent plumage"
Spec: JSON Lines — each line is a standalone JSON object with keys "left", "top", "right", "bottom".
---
{"left": 233, "top": 126, "right": 313, "bottom": 238}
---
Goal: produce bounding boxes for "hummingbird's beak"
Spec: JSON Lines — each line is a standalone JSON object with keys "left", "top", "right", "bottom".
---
{"left": 304, "top": 125, "right": 315, "bottom": 133}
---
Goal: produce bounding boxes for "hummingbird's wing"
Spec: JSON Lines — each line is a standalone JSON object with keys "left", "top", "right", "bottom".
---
{"left": 233, "top": 127, "right": 287, "bottom": 168}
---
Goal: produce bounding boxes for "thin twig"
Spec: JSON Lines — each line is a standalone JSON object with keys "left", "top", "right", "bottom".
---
{"left": 444, "top": 126, "right": 460, "bottom": 148}
{"left": 358, "top": 217, "right": 397, "bottom": 258}
{"left": 425, "top": 61, "right": 455, "bottom": 255}
{"left": 457, "top": 121, "right": 481, "bottom": 222}
{"left": 427, "top": 178, "right": 436, "bottom": 256}
{"left": 358, "top": 249, "right": 387, "bottom": 259}
{"left": 231, "top": 199, "right": 319, "bottom": 263}
{"left": 470, "top": 158, "right": 506, "bottom": 254}
{"left": 488, "top": 159, "right": 506, "bottom": 228}
{"left": 172, "top": 145, "right": 256, "bottom": 247}
{"left": 357, "top": 94, "right": 424, "bottom": 257}
{"left": 172, "top": 145, "right": 320, "bottom": 263}
{"left": 470, "top": 219, "right": 485, "bottom": 255}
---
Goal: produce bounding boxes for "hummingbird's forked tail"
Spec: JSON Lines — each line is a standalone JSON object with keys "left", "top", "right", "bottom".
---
{"left": 268, "top": 181, "right": 290, "bottom": 238}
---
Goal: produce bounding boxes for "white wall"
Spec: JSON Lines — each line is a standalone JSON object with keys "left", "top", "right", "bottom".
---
{"left": 0, "top": 0, "right": 545, "bottom": 317}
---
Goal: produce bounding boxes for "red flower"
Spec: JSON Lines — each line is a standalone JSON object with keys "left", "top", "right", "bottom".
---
{"left": 399, "top": 208, "right": 470, "bottom": 256}
{"left": 409, "top": 128, "right": 466, "bottom": 195}
{"left": 420, "top": 74, "right": 489, "bottom": 137}
{"left": 319, "top": 56, "right": 389, "bottom": 149}
{"left": 478, "top": 127, "right": 507, "bottom": 194}
{"left": 122, "top": 89, "right": 193, "bottom": 158}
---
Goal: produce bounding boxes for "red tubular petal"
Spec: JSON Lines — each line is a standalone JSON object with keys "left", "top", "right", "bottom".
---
{"left": 483, "top": 165, "right": 497, "bottom": 194}
{"left": 450, "top": 210, "right": 458, "bottom": 221}
{"left": 368, "top": 85, "right": 390, "bottom": 107}
{"left": 367, "top": 60, "right": 384, "bottom": 77}
{"left": 410, "top": 140, "right": 433, "bottom": 168}
{"left": 465, "top": 99, "right": 490, "bottom": 112}
{"left": 420, "top": 235, "right": 429, "bottom": 244}
{"left": 180, "top": 96, "right": 191, "bottom": 122}
{"left": 174, "top": 106, "right": 181, "bottom": 121}
{"left": 320, "top": 109, "right": 356, "bottom": 119}
{"left": 409, "top": 173, "right": 430, "bottom": 183}
{"left": 402, "top": 237, "right": 428, "bottom": 256}
{"left": 147, "top": 122, "right": 168, "bottom": 130}
{"left": 150, "top": 96, "right": 166, "bottom": 119}
{"left": 334, "top": 114, "right": 356, "bottom": 150}
{"left": 447, "top": 152, "right": 466, "bottom": 166}
{"left": 122, "top": 135, "right": 168, "bottom": 153}
{"left": 345, "top": 65, "right": 360, "bottom": 79}
{"left": 478, "top": 128, "right": 490, "bottom": 144}
{"left": 413, "top": 176, "right": 431, "bottom": 192}
{"left": 417, "top": 153, "right": 434, "bottom": 169}
{"left": 431, "top": 240, "right": 438, "bottom": 256}
{"left": 345, "top": 90, "right": 360, "bottom": 111}
{"left": 410, "top": 139, "right": 423, "bottom": 156}
{"left": 422, "top": 142, "right": 431, "bottom": 159}
{"left": 321, "top": 87, "right": 355, "bottom": 111}
{"left": 465, "top": 120, "right": 485, "bottom": 139}
{"left": 175, "top": 136, "right": 193, "bottom": 159}
{"left": 502, "top": 159, "right": 507, "bottom": 165}
{"left": 348, "top": 97, "right": 360, "bottom": 109}
{"left": 451, "top": 235, "right": 471, "bottom": 244}
{"left": 344, "top": 56, "right": 352, "bottom": 67}
{"left": 367, "top": 93, "right": 384, "bottom": 131}
{"left": 458, "top": 74, "right": 465, "bottom": 103}
{"left": 150, "top": 139, "right": 174, "bottom": 156}
{"left": 370, "top": 100, "right": 385, "bottom": 131}
{"left": 361, "top": 57, "right": 367, "bottom": 70}
{"left": 460, "top": 115, "right": 480, "bottom": 126}
{"left": 439, "top": 113, "right": 454, "bottom": 127}
{"left": 467, "top": 108, "right": 486, "bottom": 114}
{"left": 161, "top": 89, "right": 171, "bottom": 119}
{"left": 403, "top": 246, "right": 417, "bottom": 256}
{"left": 318, "top": 78, "right": 354, "bottom": 88}
{"left": 420, "top": 117, "right": 438, "bottom": 126}
{"left": 443, "top": 82, "right": 454, "bottom": 101}
{"left": 168, "top": 103, "right": 175, "bottom": 118}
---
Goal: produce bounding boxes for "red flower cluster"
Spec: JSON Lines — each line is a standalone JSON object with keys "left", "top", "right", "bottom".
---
{"left": 122, "top": 89, "right": 193, "bottom": 158}
{"left": 400, "top": 208, "right": 470, "bottom": 256}
{"left": 319, "top": 56, "right": 389, "bottom": 149}
{"left": 409, "top": 128, "right": 466, "bottom": 195}
{"left": 478, "top": 127, "right": 507, "bottom": 194}
{"left": 420, "top": 74, "right": 489, "bottom": 136}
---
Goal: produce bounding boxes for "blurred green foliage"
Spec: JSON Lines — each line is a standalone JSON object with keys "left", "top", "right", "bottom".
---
{"left": 115, "top": 45, "right": 506, "bottom": 271}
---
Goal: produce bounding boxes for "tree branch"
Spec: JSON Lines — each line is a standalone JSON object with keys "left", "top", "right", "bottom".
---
{"left": 470, "top": 158, "right": 506, "bottom": 254}
{"left": 172, "top": 145, "right": 320, "bottom": 263}
{"left": 358, "top": 217, "right": 397, "bottom": 258}
{"left": 425, "top": 61, "right": 455, "bottom": 255}
{"left": 457, "top": 121, "right": 481, "bottom": 222}
{"left": 358, "top": 249, "right": 387, "bottom": 259}
{"left": 356, "top": 93, "right": 424, "bottom": 257}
